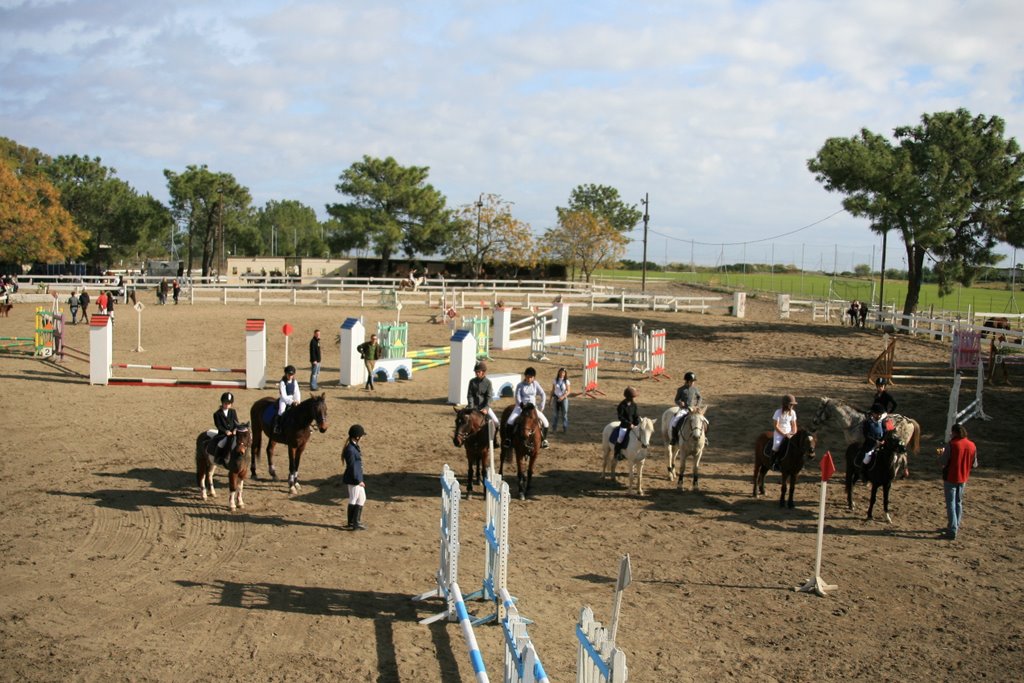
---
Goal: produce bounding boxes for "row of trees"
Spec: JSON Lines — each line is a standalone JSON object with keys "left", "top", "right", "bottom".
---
{"left": 4, "top": 106, "right": 1023, "bottom": 311}
{"left": 0, "top": 140, "right": 639, "bottom": 280}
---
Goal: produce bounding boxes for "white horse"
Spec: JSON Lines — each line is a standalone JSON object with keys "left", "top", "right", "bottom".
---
{"left": 661, "top": 406, "right": 709, "bottom": 490}
{"left": 809, "top": 397, "right": 920, "bottom": 477}
{"left": 600, "top": 417, "right": 657, "bottom": 495}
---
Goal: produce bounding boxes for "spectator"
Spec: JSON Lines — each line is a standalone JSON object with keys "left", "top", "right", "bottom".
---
{"left": 309, "top": 329, "right": 322, "bottom": 391}
{"left": 356, "top": 334, "right": 383, "bottom": 391}
{"left": 342, "top": 424, "right": 368, "bottom": 531}
{"left": 937, "top": 423, "right": 978, "bottom": 540}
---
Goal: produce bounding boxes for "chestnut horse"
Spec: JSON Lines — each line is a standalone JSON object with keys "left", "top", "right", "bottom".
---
{"left": 452, "top": 407, "right": 492, "bottom": 497}
{"left": 195, "top": 424, "right": 253, "bottom": 511}
{"left": 844, "top": 431, "right": 907, "bottom": 523}
{"left": 250, "top": 395, "right": 328, "bottom": 494}
{"left": 752, "top": 429, "right": 817, "bottom": 508}
{"left": 499, "top": 403, "right": 542, "bottom": 500}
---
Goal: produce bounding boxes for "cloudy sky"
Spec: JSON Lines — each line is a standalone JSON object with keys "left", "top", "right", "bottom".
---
{"left": 2, "top": 0, "right": 1023, "bottom": 270}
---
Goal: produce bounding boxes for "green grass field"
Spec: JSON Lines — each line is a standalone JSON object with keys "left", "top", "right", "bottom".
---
{"left": 593, "top": 269, "right": 1022, "bottom": 316}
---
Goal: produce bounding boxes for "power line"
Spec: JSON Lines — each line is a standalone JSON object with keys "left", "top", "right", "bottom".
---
{"left": 645, "top": 208, "right": 848, "bottom": 247}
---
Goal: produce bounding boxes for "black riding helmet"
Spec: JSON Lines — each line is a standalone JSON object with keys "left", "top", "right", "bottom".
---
{"left": 220, "top": 392, "right": 234, "bottom": 404}
{"left": 348, "top": 424, "right": 366, "bottom": 439}
{"left": 684, "top": 371, "right": 696, "bottom": 382}
{"left": 284, "top": 365, "right": 296, "bottom": 376}
{"left": 875, "top": 377, "right": 888, "bottom": 387}
{"left": 474, "top": 361, "right": 487, "bottom": 372}
{"left": 524, "top": 366, "right": 537, "bottom": 377}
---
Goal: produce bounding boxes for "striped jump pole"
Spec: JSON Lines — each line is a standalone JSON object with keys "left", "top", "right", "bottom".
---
{"left": 413, "top": 465, "right": 461, "bottom": 625}
{"left": 450, "top": 582, "right": 491, "bottom": 683}
{"left": 466, "top": 468, "right": 511, "bottom": 626}
{"left": 112, "top": 363, "right": 246, "bottom": 373}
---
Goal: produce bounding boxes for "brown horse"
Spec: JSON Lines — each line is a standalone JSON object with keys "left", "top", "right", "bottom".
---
{"left": 195, "top": 424, "right": 253, "bottom": 511}
{"left": 499, "top": 404, "right": 542, "bottom": 500}
{"left": 250, "top": 395, "right": 328, "bottom": 494}
{"left": 752, "top": 429, "right": 817, "bottom": 508}
{"left": 981, "top": 316, "right": 1010, "bottom": 337}
{"left": 844, "top": 431, "right": 906, "bottom": 523}
{"left": 452, "top": 407, "right": 492, "bottom": 497}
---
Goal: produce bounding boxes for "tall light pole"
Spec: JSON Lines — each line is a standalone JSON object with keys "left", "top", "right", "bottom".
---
{"left": 216, "top": 187, "right": 224, "bottom": 280}
{"left": 475, "top": 193, "right": 484, "bottom": 278}
{"left": 641, "top": 193, "right": 650, "bottom": 292}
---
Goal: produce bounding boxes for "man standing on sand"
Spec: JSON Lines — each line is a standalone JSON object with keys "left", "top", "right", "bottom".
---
{"left": 309, "top": 329, "right": 322, "bottom": 391}
{"left": 937, "top": 423, "right": 978, "bottom": 540}
{"left": 356, "top": 334, "right": 383, "bottom": 391}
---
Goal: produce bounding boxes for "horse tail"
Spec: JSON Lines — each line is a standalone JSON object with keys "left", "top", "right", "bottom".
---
{"left": 908, "top": 419, "right": 921, "bottom": 454}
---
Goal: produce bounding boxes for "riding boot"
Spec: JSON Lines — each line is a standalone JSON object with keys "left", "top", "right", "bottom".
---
{"left": 541, "top": 427, "right": 549, "bottom": 449}
{"left": 353, "top": 505, "right": 367, "bottom": 530}
{"left": 272, "top": 415, "right": 282, "bottom": 436}
{"left": 345, "top": 504, "right": 355, "bottom": 530}
{"left": 614, "top": 444, "right": 626, "bottom": 461}
{"left": 670, "top": 422, "right": 681, "bottom": 446}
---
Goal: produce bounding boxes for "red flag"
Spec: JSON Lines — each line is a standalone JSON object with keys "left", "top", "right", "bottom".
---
{"left": 820, "top": 451, "right": 836, "bottom": 482}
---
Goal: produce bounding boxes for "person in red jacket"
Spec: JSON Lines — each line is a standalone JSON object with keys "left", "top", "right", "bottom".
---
{"left": 937, "top": 423, "right": 978, "bottom": 540}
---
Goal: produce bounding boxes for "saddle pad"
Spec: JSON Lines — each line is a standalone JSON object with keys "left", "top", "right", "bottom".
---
{"left": 261, "top": 403, "right": 277, "bottom": 426}
{"left": 205, "top": 429, "right": 218, "bottom": 439}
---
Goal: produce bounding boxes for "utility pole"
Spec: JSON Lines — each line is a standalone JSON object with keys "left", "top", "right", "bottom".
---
{"left": 475, "top": 193, "right": 484, "bottom": 278}
{"left": 641, "top": 193, "right": 650, "bottom": 292}
{"left": 216, "top": 187, "right": 224, "bottom": 280}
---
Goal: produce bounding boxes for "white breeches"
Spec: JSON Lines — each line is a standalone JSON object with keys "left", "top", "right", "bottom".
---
{"left": 347, "top": 484, "right": 366, "bottom": 506}
{"left": 508, "top": 404, "right": 549, "bottom": 428}
{"left": 670, "top": 408, "right": 690, "bottom": 429}
{"left": 278, "top": 399, "right": 289, "bottom": 415}
{"left": 772, "top": 431, "right": 790, "bottom": 452}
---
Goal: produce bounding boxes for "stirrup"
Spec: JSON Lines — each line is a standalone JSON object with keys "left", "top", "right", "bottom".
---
{"left": 541, "top": 439, "right": 550, "bottom": 449}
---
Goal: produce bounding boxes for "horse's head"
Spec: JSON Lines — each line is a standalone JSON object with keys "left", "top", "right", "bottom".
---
{"left": 452, "top": 406, "right": 474, "bottom": 447}
{"left": 635, "top": 417, "right": 656, "bottom": 450}
{"left": 810, "top": 398, "right": 832, "bottom": 431}
{"left": 684, "top": 412, "right": 708, "bottom": 443}
{"left": 234, "top": 423, "right": 253, "bottom": 455}
{"left": 794, "top": 429, "right": 816, "bottom": 461}
{"left": 312, "top": 394, "right": 328, "bottom": 433}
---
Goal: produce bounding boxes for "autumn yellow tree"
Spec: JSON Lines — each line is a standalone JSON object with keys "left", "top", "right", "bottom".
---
{"left": 443, "top": 193, "right": 536, "bottom": 277}
{"left": 0, "top": 138, "right": 86, "bottom": 264}
{"left": 540, "top": 209, "right": 627, "bottom": 282}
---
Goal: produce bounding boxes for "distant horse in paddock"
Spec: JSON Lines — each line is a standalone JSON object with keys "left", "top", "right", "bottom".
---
{"left": 752, "top": 429, "right": 817, "bottom": 508}
{"left": 844, "top": 431, "right": 906, "bottom": 523}
{"left": 810, "top": 397, "right": 919, "bottom": 478}
{"left": 600, "top": 416, "right": 657, "bottom": 495}
{"left": 660, "top": 406, "right": 708, "bottom": 490}
{"left": 981, "top": 316, "right": 1010, "bottom": 337}
{"left": 499, "top": 403, "right": 542, "bottom": 500}
{"left": 250, "top": 395, "right": 328, "bottom": 494}
{"left": 452, "top": 407, "right": 492, "bottom": 497}
{"left": 0, "top": 302, "right": 11, "bottom": 317}
{"left": 195, "top": 424, "right": 253, "bottom": 511}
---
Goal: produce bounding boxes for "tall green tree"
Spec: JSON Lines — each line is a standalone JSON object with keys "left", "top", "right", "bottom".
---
{"left": 0, "top": 137, "right": 86, "bottom": 264}
{"left": 808, "top": 109, "right": 1024, "bottom": 317}
{"left": 164, "top": 165, "right": 252, "bottom": 277}
{"left": 256, "top": 200, "right": 325, "bottom": 258}
{"left": 45, "top": 154, "right": 171, "bottom": 268}
{"left": 443, "top": 193, "right": 536, "bottom": 277}
{"left": 326, "top": 155, "right": 449, "bottom": 273}
{"left": 557, "top": 184, "right": 642, "bottom": 233}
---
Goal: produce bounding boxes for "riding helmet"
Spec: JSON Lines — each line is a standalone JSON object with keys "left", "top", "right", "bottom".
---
{"left": 684, "top": 371, "right": 697, "bottom": 382}
{"left": 474, "top": 361, "right": 487, "bottom": 372}
{"left": 348, "top": 424, "right": 366, "bottom": 439}
{"left": 875, "top": 377, "right": 888, "bottom": 387}
{"left": 623, "top": 386, "right": 638, "bottom": 399}
{"left": 783, "top": 394, "right": 797, "bottom": 407}
{"left": 524, "top": 366, "right": 537, "bottom": 377}
{"left": 284, "top": 364, "right": 296, "bottom": 375}
{"left": 220, "top": 391, "right": 234, "bottom": 404}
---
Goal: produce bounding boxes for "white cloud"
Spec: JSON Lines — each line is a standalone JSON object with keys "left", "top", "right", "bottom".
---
{"left": 1, "top": 0, "right": 1022, "bottom": 267}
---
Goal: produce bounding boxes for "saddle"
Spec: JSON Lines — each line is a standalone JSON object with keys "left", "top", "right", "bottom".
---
{"left": 205, "top": 432, "right": 236, "bottom": 464}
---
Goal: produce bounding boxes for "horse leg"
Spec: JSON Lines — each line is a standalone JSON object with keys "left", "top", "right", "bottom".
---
{"left": 237, "top": 479, "right": 245, "bottom": 510}
{"left": 197, "top": 464, "right": 208, "bottom": 500}
{"left": 846, "top": 472, "right": 855, "bottom": 511}
{"left": 666, "top": 443, "right": 676, "bottom": 482}
{"left": 866, "top": 484, "right": 877, "bottom": 520}
{"left": 692, "top": 452, "right": 701, "bottom": 491}
{"left": 882, "top": 483, "right": 891, "bottom": 523}
{"left": 636, "top": 458, "right": 647, "bottom": 496}
{"left": 779, "top": 476, "right": 787, "bottom": 507}
{"left": 787, "top": 475, "right": 797, "bottom": 509}
{"left": 229, "top": 473, "right": 237, "bottom": 511}
{"left": 517, "top": 460, "right": 526, "bottom": 501}
{"left": 266, "top": 439, "right": 278, "bottom": 480}
{"left": 526, "top": 455, "right": 536, "bottom": 498}
{"left": 287, "top": 446, "right": 301, "bottom": 494}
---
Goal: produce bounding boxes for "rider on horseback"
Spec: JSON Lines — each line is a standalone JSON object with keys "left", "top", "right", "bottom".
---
{"left": 467, "top": 361, "right": 501, "bottom": 447}
{"left": 860, "top": 402, "right": 894, "bottom": 468}
{"left": 503, "top": 366, "right": 550, "bottom": 449}
{"left": 872, "top": 377, "right": 898, "bottom": 414}
{"left": 669, "top": 372, "right": 702, "bottom": 446}
{"left": 770, "top": 394, "right": 798, "bottom": 471}
{"left": 613, "top": 387, "right": 640, "bottom": 461}
{"left": 213, "top": 392, "right": 239, "bottom": 466}
{"left": 274, "top": 365, "right": 301, "bottom": 435}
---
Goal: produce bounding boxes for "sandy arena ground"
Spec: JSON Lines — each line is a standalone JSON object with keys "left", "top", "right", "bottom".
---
{"left": 0, "top": 286, "right": 1022, "bottom": 682}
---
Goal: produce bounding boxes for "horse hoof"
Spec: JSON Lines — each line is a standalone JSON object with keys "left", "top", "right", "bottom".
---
{"left": 288, "top": 485, "right": 297, "bottom": 495}
{"left": 269, "top": 470, "right": 278, "bottom": 481}
{"left": 238, "top": 501, "right": 245, "bottom": 509}
{"left": 229, "top": 503, "right": 236, "bottom": 512}
{"left": 884, "top": 513, "right": 892, "bottom": 524}
{"left": 200, "top": 491, "right": 207, "bottom": 501}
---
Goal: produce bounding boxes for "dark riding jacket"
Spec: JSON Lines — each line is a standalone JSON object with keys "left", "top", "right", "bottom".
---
{"left": 874, "top": 390, "right": 897, "bottom": 414}
{"left": 214, "top": 408, "right": 239, "bottom": 437}
{"left": 357, "top": 340, "right": 383, "bottom": 361}
{"left": 342, "top": 441, "right": 364, "bottom": 485}
{"left": 617, "top": 399, "right": 639, "bottom": 429}
{"left": 467, "top": 376, "right": 493, "bottom": 411}
{"left": 673, "top": 384, "right": 702, "bottom": 410}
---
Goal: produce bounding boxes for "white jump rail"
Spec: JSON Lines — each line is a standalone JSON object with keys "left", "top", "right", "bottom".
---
{"left": 498, "top": 587, "right": 550, "bottom": 683}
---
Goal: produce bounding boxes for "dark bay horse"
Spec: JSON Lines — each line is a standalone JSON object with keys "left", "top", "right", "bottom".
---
{"left": 752, "top": 429, "right": 817, "bottom": 508}
{"left": 250, "top": 395, "right": 328, "bottom": 494}
{"left": 195, "top": 424, "right": 253, "bottom": 511}
{"left": 844, "top": 431, "right": 906, "bottom": 523}
{"left": 452, "top": 407, "right": 492, "bottom": 497}
{"left": 499, "top": 404, "right": 542, "bottom": 500}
